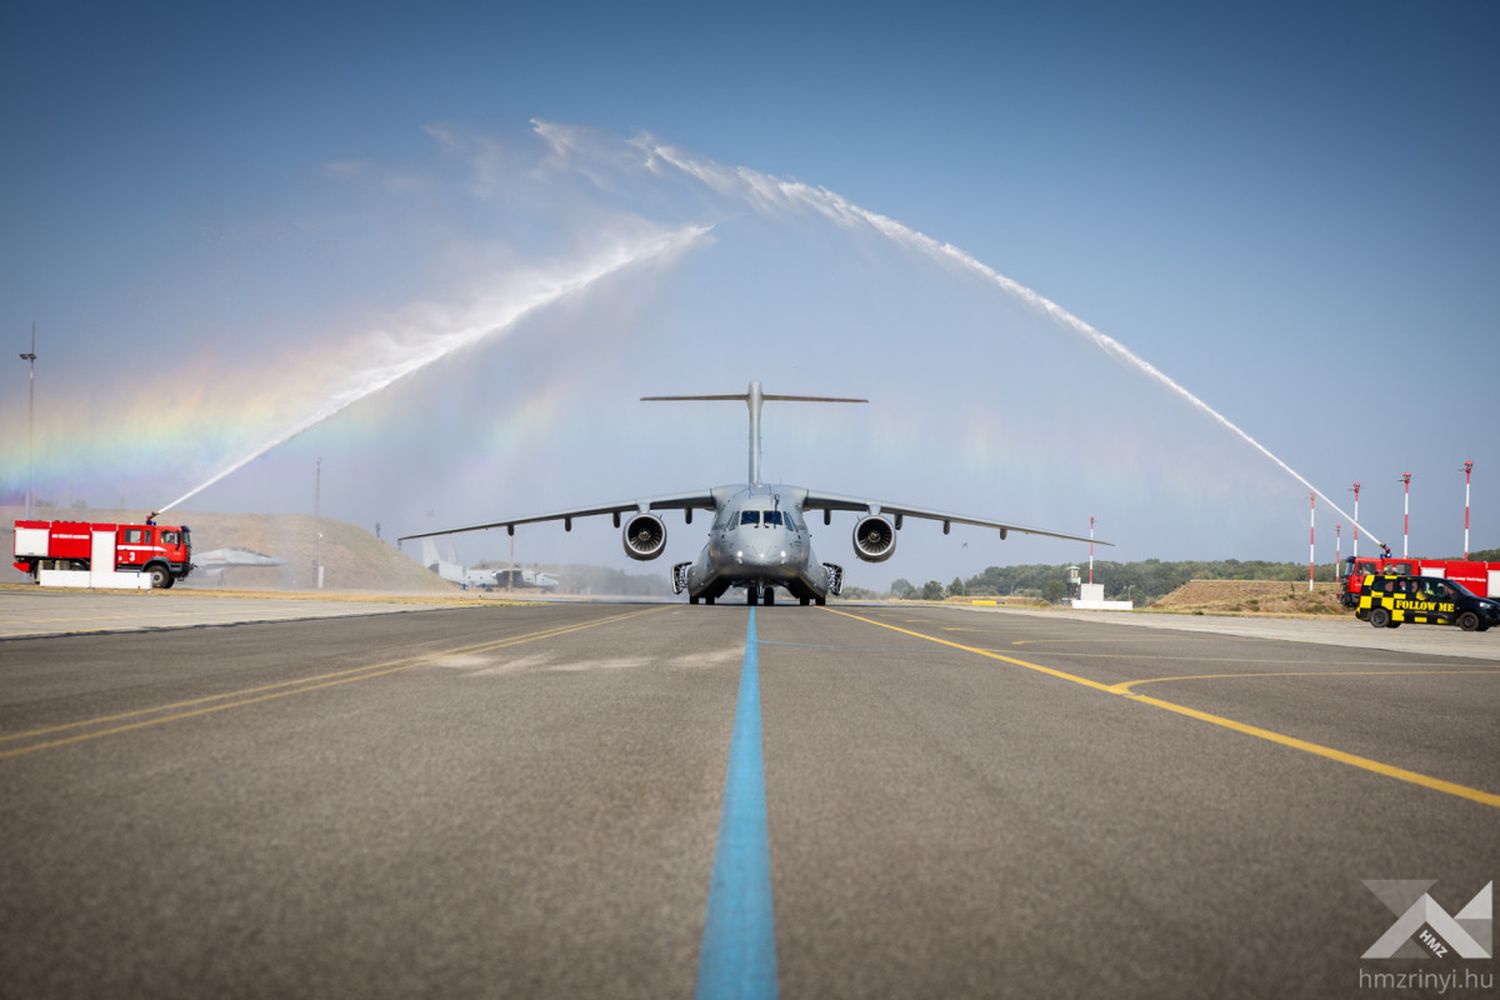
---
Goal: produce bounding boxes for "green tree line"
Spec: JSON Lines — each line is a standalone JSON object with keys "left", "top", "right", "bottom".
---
{"left": 890, "top": 545, "right": 1500, "bottom": 605}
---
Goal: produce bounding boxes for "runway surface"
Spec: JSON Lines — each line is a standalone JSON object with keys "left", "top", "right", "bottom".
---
{"left": 0, "top": 587, "right": 439, "bottom": 639}
{"left": 1, "top": 601, "right": 1496, "bottom": 998}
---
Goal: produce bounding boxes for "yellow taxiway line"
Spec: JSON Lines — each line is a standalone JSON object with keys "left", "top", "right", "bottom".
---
{"left": 825, "top": 608, "right": 1500, "bottom": 810}
{"left": 1108, "top": 668, "right": 1500, "bottom": 695}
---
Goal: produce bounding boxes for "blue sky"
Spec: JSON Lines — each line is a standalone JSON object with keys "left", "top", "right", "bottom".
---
{"left": 3, "top": 1, "right": 1497, "bottom": 585}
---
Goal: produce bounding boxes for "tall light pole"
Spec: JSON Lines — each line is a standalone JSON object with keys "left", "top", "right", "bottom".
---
{"left": 1461, "top": 461, "right": 1473, "bottom": 560}
{"left": 313, "top": 457, "right": 323, "bottom": 589}
{"left": 1088, "top": 515, "right": 1095, "bottom": 586}
{"left": 1307, "top": 493, "right": 1316, "bottom": 592}
{"left": 1399, "top": 473, "right": 1412, "bottom": 558}
{"left": 1349, "top": 482, "right": 1361, "bottom": 559}
{"left": 1335, "top": 523, "right": 1342, "bottom": 578}
{"left": 19, "top": 323, "right": 37, "bottom": 518}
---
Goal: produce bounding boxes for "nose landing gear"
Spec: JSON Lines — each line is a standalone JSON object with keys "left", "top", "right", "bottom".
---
{"left": 745, "top": 584, "right": 777, "bottom": 606}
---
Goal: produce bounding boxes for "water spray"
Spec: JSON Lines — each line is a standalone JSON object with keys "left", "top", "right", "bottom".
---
{"left": 632, "top": 132, "right": 1387, "bottom": 547}
{"left": 154, "top": 224, "right": 709, "bottom": 514}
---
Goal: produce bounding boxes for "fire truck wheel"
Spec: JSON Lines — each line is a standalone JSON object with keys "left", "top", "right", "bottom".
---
{"left": 1368, "top": 608, "right": 1391, "bottom": 629}
{"left": 1457, "top": 611, "right": 1481, "bottom": 632}
{"left": 146, "top": 565, "right": 171, "bottom": 589}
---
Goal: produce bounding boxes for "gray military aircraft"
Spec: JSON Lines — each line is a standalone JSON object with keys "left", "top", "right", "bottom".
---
{"left": 399, "top": 381, "right": 1108, "bottom": 606}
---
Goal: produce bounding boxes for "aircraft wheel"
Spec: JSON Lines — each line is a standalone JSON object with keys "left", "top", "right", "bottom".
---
{"left": 764, "top": 588, "right": 775, "bottom": 606}
{"left": 705, "top": 596, "right": 715, "bottom": 605}
{"left": 1368, "top": 608, "right": 1390, "bottom": 629}
{"left": 1457, "top": 611, "right": 1480, "bottom": 632}
{"left": 746, "top": 588, "right": 757, "bottom": 606}
{"left": 800, "top": 597, "right": 810, "bottom": 606}
{"left": 689, "top": 595, "right": 699, "bottom": 605}
{"left": 815, "top": 596, "right": 826, "bottom": 606}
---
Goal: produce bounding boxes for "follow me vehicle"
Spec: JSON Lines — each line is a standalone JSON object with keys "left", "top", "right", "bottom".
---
{"left": 1355, "top": 574, "right": 1500, "bottom": 632}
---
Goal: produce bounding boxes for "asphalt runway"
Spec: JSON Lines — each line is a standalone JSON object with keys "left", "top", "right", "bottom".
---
{"left": 1, "top": 601, "right": 1496, "bottom": 999}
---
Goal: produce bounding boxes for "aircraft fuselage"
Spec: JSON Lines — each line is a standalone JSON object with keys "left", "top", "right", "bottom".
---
{"left": 682, "top": 484, "right": 832, "bottom": 604}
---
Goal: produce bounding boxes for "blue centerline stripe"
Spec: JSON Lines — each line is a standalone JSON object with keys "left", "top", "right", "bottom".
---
{"left": 695, "top": 607, "right": 778, "bottom": 1000}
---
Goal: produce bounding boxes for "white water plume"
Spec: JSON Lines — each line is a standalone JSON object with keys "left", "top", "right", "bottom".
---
{"left": 612, "top": 127, "right": 1382, "bottom": 547}
{"left": 158, "top": 223, "right": 709, "bottom": 514}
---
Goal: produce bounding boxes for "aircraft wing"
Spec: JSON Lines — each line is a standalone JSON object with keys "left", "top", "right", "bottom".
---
{"left": 397, "top": 490, "right": 717, "bottom": 542}
{"left": 801, "top": 490, "right": 1111, "bottom": 546}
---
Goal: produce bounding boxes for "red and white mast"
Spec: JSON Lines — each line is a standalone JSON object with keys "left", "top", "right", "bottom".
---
{"left": 1308, "top": 493, "right": 1316, "bottom": 592}
{"left": 1461, "top": 461, "right": 1473, "bottom": 560}
{"left": 1400, "top": 473, "right": 1412, "bottom": 557}
{"left": 1349, "top": 481, "right": 1360, "bottom": 558}
{"left": 1335, "top": 522, "right": 1341, "bottom": 576}
{"left": 1088, "top": 515, "right": 1095, "bottom": 585}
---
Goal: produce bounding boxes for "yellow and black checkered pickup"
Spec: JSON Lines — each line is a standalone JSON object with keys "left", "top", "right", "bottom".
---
{"left": 1361, "top": 574, "right": 1452, "bottom": 624}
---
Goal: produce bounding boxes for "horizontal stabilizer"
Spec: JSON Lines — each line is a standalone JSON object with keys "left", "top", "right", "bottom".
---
{"left": 644, "top": 380, "right": 865, "bottom": 485}
{"left": 642, "top": 393, "right": 866, "bottom": 403}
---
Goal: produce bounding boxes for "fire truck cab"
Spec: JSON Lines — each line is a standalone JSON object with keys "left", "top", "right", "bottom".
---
{"left": 12, "top": 520, "right": 194, "bottom": 589}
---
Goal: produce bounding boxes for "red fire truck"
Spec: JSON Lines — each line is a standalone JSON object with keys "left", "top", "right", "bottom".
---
{"left": 12, "top": 519, "right": 194, "bottom": 588}
{"left": 1339, "top": 555, "right": 1500, "bottom": 607}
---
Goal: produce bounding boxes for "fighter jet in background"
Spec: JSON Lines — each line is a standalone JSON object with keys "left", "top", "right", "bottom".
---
{"left": 192, "top": 547, "right": 287, "bottom": 584}
{"left": 401, "top": 381, "right": 1109, "bottom": 606}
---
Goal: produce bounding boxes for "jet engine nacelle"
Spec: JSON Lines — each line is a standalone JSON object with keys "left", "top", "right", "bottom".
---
{"left": 623, "top": 513, "right": 667, "bottom": 561}
{"left": 852, "top": 515, "right": 896, "bottom": 563}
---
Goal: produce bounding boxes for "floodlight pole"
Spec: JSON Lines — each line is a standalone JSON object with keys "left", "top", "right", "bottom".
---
{"left": 1461, "top": 461, "right": 1473, "bottom": 560}
{"left": 20, "top": 323, "right": 37, "bottom": 519}
{"left": 1335, "top": 523, "right": 1341, "bottom": 579}
{"left": 1399, "top": 473, "right": 1412, "bottom": 558}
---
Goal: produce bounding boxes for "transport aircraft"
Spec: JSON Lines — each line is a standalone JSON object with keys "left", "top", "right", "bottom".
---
{"left": 420, "top": 539, "right": 559, "bottom": 590}
{"left": 400, "top": 381, "right": 1107, "bottom": 606}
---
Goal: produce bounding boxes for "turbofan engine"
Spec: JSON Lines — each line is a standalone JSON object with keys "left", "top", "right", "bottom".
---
{"left": 851, "top": 515, "right": 896, "bottom": 562}
{"left": 622, "top": 513, "right": 667, "bottom": 561}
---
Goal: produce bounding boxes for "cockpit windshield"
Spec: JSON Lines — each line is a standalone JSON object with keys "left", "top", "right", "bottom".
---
{"left": 763, "top": 511, "right": 783, "bottom": 526}
{"left": 739, "top": 511, "right": 760, "bottom": 526}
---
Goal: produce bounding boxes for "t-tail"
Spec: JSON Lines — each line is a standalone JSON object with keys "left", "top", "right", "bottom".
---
{"left": 642, "top": 380, "right": 866, "bottom": 486}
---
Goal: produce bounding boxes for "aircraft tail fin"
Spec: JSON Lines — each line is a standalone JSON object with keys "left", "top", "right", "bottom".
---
{"left": 642, "top": 380, "right": 866, "bottom": 485}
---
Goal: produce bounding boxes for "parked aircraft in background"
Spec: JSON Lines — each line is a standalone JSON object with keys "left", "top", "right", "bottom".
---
{"left": 402, "top": 381, "right": 1109, "bottom": 606}
{"left": 192, "top": 547, "right": 287, "bottom": 584}
{"left": 420, "top": 539, "right": 558, "bottom": 590}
